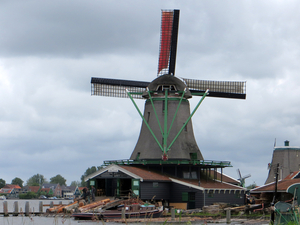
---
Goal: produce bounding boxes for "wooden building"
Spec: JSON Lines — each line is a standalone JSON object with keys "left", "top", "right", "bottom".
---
{"left": 85, "top": 164, "right": 245, "bottom": 209}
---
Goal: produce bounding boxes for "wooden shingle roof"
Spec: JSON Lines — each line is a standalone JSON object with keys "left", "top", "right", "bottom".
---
{"left": 118, "top": 166, "right": 171, "bottom": 181}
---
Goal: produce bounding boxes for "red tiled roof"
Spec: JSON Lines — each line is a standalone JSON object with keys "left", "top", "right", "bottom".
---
{"left": 28, "top": 186, "right": 41, "bottom": 193}
{"left": 119, "top": 166, "right": 171, "bottom": 181}
{"left": 41, "top": 188, "right": 51, "bottom": 193}
{"left": 284, "top": 171, "right": 300, "bottom": 180}
{"left": 251, "top": 178, "right": 300, "bottom": 193}
{"left": 0, "top": 189, "right": 12, "bottom": 193}
{"left": 3, "top": 184, "right": 22, "bottom": 189}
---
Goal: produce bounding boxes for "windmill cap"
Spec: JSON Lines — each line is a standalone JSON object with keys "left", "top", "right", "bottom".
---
{"left": 142, "top": 74, "right": 192, "bottom": 98}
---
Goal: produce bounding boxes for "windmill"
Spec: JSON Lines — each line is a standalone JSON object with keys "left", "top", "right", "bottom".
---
{"left": 91, "top": 10, "right": 246, "bottom": 162}
{"left": 237, "top": 169, "right": 251, "bottom": 187}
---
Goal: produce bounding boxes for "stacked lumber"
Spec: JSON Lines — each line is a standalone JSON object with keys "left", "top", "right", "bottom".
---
{"left": 77, "top": 199, "right": 111, "bottom": 213}
{"left": 46, "top": 204, "right": 63, "bottom": 213}
{"left": 63, "top": 202, "right": 79, "bottom": 213}
{"left": 47, "top": 201, "right": 79, "bottom": 213}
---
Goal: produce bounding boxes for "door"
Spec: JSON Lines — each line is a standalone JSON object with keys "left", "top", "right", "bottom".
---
{"left": 188, "top": 192, "right": 196, "bottom": 209}
{"left": 105, "top": 179, "right": 113, "bottom": 196}
{"left": 131, "top": 179, "right": 140, "bottom": 197}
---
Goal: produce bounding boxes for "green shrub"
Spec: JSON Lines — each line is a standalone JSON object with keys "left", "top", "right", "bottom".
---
{"left": 19, "top": 191, "right": 37, "bottom": 199}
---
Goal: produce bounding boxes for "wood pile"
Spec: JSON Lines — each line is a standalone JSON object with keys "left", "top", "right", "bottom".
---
{"left": 202, "top": 204, "right": 220, "bottom": 214}
{"left": 46, "top": 198, "right": 146, "bottom": 215}
{"left": 46, "top": 201, "right": 78, "bottom": 213}
{"left": 77, "top": 198, "right": 110, "bottom": 212}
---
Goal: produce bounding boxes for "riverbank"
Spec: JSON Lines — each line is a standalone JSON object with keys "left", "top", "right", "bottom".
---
{"left": 0, "top": 214, "right": 270, "bottom": 225}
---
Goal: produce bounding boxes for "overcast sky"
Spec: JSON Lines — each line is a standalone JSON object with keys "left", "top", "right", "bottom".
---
{"left": 1, "top": 0, "right": 300, "bottom": 187}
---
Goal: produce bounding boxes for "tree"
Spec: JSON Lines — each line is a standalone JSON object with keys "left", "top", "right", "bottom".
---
{"left": 26, "top": 174, "right": 46, "bottom": 186}
{"left": 70, "top": 180, "right": 81, "bottom": 187}
{"left": 11, "top": 177, "right": 24, "bottom": 188}
{"left": 80, "top": 166, "right": 102, "bottom": 187}
{"left": 50, "top": 174, "right": 66, "bottom": 186}
{"left": 0, "top": 178, "right": 6, "bottom": 188}
{"left": 246, "top": 183, "right": 257, "bottom": 190}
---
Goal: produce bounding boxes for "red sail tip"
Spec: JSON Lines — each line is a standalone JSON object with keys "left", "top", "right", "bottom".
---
{"left": 157, "top": 10, "right": 174, "bottom": 76}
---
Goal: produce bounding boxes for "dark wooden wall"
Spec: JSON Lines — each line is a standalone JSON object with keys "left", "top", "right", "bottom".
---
{"left": 140, "top": 181, "right": 171, "bottom": 200}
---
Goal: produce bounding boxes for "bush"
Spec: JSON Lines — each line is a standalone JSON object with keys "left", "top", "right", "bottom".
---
{"left": 19, "top": 191, "right": 37, "bottom": 199}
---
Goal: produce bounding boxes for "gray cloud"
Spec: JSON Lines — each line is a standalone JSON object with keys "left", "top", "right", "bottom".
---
{"left": 0, "top": 0, "right": 300, "bottom": 186}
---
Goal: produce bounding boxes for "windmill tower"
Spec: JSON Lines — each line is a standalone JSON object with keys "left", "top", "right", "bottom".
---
{"left": 91, "top": 10, "right": 246, "bottom": 163}
{"left": 265, "top": 140, "right": 300, "bottom": 184}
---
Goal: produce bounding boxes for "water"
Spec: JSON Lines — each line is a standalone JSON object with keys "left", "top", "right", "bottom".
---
{"left": 0, "top": 216, "right": 227, "bottom": 225}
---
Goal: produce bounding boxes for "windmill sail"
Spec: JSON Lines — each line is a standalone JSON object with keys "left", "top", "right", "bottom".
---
{"left": 91, "top": 77, "right": 149, "bottom": 99}
{"left": 183, "top": 78, "right": 246, "bottom": 99}
{"left": 157, "top": 10, "right": 179, "bottom": 76}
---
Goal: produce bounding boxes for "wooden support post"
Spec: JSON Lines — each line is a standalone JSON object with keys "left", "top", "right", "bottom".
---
{"left": 25, "top": 201, "right": 30, "bottom": 216}
{"left": 171, "top": 208, "right": 175, "bottom": 221}
{"left": 39, "top": 201, "right": 43, "bottom": 213}
{"left": 226, "top": 209, "right": 231, "bottom": 223}
{"left": 121, "top": 208, "right": 125, "bottom": 219}
{"left": 50, "top": 201, "right": 54, "bottom": 208}
{"left": 3, "top": 201, "right": 8, "bottom": 217}
{"left": 13, "top": 201, "right": 19, "bottom": 216}
{"left": 221, "top": 168, "right": 223, "bottom": 182}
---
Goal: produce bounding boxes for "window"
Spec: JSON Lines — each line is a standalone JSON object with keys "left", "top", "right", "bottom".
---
{"left": 153, "top": 182, "right": 158, "bottom": 188}
{"left": 191, "top": 171, "right": 197, "bottom": 179}
{"left": 190, "top": 153, "right": 197, "bottom": 160}
{"left": 189, "top": 192, "right": 196, "bottom": 201}
{"left": 183, "top": 172, "right": 190, "bottom": 179}
{"left": 182, "top": 192, "right": 188, "bottom": 201}
{"left": 208, "top": 192, "right": 214, "bottom": 198}
{"left": 156, "top": 85, "right": 177, "bottom": 91}
{"left": 183, "top": 171, "right": 197, "bottom": 179}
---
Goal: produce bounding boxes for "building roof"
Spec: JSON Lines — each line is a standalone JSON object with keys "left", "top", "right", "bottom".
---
{"left": 85, "top": 164, "right": 244, "bottom": 191}
{"left": 40, "top": 188, "right": 51, "bottom": 193}
{"left": 3, "top": 184, "right": 22, "bottom": 189}
{"left": 251, "top": 178, "right": 300, "bottom": 193}
{"left": 28, "top": 186, "right": 41, "bottom": 193}
{"left": 119, "top": 166, "right": 171, "bottom": 181}
{"left": 85, "top": 164, "right": 151, "bottom": 182}
{"left": 171, "top": 178, "right": 245, "bottom": 192}
{"left": 284, "top": 171, "right": 300, "bottom": 180}
{"left": 61, "top": 185, "right": 76, "bottom": 191}
{"left": 208, "top": 170, "right": 240, "bottom": 185}
{"left": 42, "top": 183, "right": 59, "bottom": 189}
{"left": 0, "top": 189, "right": 12, "bottom": 193}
